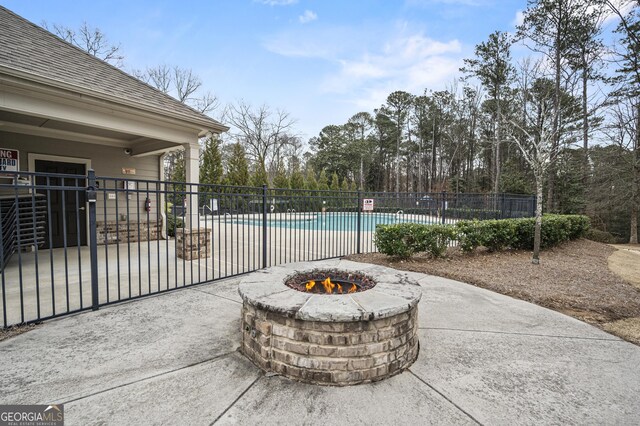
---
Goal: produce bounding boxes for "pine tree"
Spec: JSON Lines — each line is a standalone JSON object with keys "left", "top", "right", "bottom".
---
{"left": 461, "top": 31, "right": 514, "bottom": 196}
{"left": 226, "top": 143, "right": 250, "bottom": 187}
{"left": 318, "top": 170, "right": 329, "bottom": 191}
{"left": 341, "top": 177, "right": 350, "bottom": 191}
{"left": 290, "top": 163, "right": 306, "bottom": 190}
{"left": 250, "top": 164, "right": 269, "bottom": 187}
{"left": 304, "top": 166, "right": 317, "bottom": 191}
{"left": 273, "top": 163, "right": 290, "bottom": 189}
{"left": 200, "top": 136, "right": 223, "bottom": 185}
{"left": 608, "top": 4, "right": 640, "bottom": 243}
{"left": 330, "top": 172, "right": 340, "bottom": 191}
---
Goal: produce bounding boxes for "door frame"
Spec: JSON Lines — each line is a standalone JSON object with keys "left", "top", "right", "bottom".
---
{"left": 28, "top": 153, "right": 91, "bottom": 247}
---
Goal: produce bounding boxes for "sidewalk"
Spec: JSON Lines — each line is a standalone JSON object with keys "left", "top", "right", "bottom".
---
{"left": 1, "top": 259, "right": 638, "bottom": 425}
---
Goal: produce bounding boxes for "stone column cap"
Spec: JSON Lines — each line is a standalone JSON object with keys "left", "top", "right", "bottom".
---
{"left": 238, "top": 260, "right": 422, "bottom": 322}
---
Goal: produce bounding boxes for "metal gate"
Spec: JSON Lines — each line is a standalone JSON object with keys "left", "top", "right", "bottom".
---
{"left": 0, "top": 170, "right": 535, "bottom": 327}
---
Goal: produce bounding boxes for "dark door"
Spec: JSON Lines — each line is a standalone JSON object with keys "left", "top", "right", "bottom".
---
{"left": 34, "top": 160, "right": 87, "bottom": 248}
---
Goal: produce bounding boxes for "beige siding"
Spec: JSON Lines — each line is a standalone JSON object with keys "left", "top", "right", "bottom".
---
{"left": 0, "top": 131, "right": 164, "bottom": 223}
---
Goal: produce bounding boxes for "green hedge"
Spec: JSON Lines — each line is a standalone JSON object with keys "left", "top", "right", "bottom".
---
{"left": 375, "top": 214, "right": 590, "bottom": 258}
{"left": 374, "top": 223, "right": 457, "bottom": 259}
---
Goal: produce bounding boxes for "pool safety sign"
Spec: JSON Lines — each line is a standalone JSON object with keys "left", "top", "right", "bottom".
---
{"left": 363, "top": 198, "right": 374, "bottom": 211}
{"left": 0, "top": 148, "right": 18, "bottom": 172}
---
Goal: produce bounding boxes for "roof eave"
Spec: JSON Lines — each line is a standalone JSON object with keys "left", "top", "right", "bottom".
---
{"left": 0, "top": 65, "right": 230, "bottom": 134}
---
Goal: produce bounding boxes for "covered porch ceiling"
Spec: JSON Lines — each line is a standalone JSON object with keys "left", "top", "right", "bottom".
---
{"left": 0, "top": 109, "right": 181, "bottom": 157}
{"left": 0, "top": 71, "right": 227, "bottom": 157}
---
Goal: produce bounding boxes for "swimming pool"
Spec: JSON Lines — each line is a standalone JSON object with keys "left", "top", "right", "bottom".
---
{"left": 235, "top": 212, "right": 439, "bottom": 231}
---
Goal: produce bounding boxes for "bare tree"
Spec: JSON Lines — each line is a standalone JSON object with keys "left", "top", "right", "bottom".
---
{"left": 42, "top": 21, "right": 124, "bottom": 67}
{"left": 508, "top": 60, "right": 562, "bottom": 263}
{"left": 225, "top": 101, "right": 296, "bottom": 174}
{"left": 133, "top": 65, "right": 219, "bottom": 115}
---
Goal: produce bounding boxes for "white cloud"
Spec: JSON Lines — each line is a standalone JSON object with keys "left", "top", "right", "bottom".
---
{"left": 264, "top": 26, "right": 363, "bottom": 59}
{"left": 299, "top": 10, "right": 318, "bottom": 24}
{"left": 323, "top": 33, "right": 462, "bottom": 109}
{"left": 264, "top": 24, "right": 464, "bottom": 110}
{"left": 254, "top": 0, "right": 298, "bottom": 6}
{"left": 512, "top": 10, "right": 524, "bottom": 27}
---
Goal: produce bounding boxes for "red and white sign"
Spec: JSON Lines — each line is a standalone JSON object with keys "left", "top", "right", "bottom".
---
{"left": 363, "top": 198, "right": 374, "bottom": 211}
{"left": 0, "top": 148, "right": 19, "bottom": 172}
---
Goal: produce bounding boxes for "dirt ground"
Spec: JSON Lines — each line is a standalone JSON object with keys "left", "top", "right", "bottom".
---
{"left": 346, "top": 239, "right": 640, "bottom": 345}
{"left": 0, "top": 323, "right": 38, "bottom": 342}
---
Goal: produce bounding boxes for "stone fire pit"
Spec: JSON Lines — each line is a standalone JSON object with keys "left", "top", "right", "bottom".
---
{"left": 238, "top": 261, "right": 421, "bottom": 386}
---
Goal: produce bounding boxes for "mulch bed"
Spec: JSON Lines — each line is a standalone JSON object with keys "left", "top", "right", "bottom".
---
{"left": 345, "top": 239, "right": 640, "bottom": 344}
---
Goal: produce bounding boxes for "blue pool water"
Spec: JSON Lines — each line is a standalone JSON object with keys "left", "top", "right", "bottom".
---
{"left": 238, "top": 212, "right": 437, "bottom": 231}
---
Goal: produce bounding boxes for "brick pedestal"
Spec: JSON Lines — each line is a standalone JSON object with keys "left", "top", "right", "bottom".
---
{"left": 238, "top": 261, "right": 422, "bottom": 386}
{"left": 242, "top": 303, "right": 419, "bottom": 385}
{"left": 176, "top": 228, "right": 211, "bottom": 260}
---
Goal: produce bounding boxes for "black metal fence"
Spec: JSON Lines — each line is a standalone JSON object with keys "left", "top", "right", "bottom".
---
{"left": 0, "top": 170, "right": 535, "bottom": 327}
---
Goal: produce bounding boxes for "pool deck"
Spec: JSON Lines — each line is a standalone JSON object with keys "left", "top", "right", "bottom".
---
{"left": 1, "top": 259, "right": 639, "bottom": 425}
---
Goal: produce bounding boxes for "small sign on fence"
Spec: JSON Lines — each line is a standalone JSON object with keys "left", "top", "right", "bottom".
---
{"left": 363, "top": 198, "right": 374, "bottom": 211}
{"left": 0, "top": 148, "right": 19, "bottom": 172}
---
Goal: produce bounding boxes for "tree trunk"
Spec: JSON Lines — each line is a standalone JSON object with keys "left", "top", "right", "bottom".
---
{"left": 582, "top": 53, "right": 589, "bottom": 194}
{"left": 532, "top": 174, "right": 544, "bottom": 264}
{"left": 630, "top": 102, "right": 640, "bottom": 244}
{"left": 360, "top": 156, "right": 364, "bottom": 191}
{"left": 547, "top": 21, "right": 563, "bottom": 213}
{"left": 430, "top": 116, "right": 436, "bottom": 192}
{"left": 494, "top": 90, "right": 501, "bottom": 195}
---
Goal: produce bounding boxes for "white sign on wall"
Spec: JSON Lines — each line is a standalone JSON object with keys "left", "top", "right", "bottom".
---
{"left": 0, "top": 148, "right": 19, "bottom": 172}
{"left": 363, "top": 198, "right": 374, "bottom": 211}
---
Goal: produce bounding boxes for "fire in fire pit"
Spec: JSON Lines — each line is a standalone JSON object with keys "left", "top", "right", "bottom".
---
{"left": 286, "top": 269, "right": 376, "bottom": 295}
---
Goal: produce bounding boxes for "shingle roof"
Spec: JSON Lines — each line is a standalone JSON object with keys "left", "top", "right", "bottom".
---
{"left": 0, "top": 6, "right": 227, "bottom": 132}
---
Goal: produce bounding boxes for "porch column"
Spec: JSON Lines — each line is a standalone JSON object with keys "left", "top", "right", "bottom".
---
{"left": 183, "top": 141, "right": 200, "bottom": 230}
{"left": 176, "top": 140, "right": 210, "bottom": 260}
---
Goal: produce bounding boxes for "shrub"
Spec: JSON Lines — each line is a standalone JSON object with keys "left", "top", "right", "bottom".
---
{"left": 512, "top": 214, "right": 590, "bottom": 250}
{"left": 585, "top": 228, "right": 617, "bottom": 244}
{"left": 166, "top": 213, "right": 184, "bottom": 237}
{"left": 420, "top": 225, "right": 457, "bottom": 258}
{"left": 375, "top": 223, "right": 456, "bottom": 259}
{"left": 374, "top": 224, "right": 416, "bottom": 259}
{"left": 456, "top": 219, "right": 517, "bottom": 252}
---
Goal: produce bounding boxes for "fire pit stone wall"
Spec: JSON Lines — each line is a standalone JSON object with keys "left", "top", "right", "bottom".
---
{"left": 238, "top": 260, "right": 422, "bottom": 386}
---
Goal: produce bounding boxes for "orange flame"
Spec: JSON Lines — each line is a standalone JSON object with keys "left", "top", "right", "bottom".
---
{"left": 321, "top": 277, "right": 335, "bottom": 294}
{"left": 305, "top": 278, "right": 354, "bottom": 294}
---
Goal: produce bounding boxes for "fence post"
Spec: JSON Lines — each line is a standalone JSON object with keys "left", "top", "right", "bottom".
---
{"left": 441, "top": 191, "right": 447, "bottom": 224}
{"left": 262, "top": 184, "right": 268, "bottom": 269}
{"left": 357, "top": 190, "right": 362, "bottom": 254}
{"left": 87, "top": 169, "right": 99, "bottom": 311}
{"left": 501, "top": 193, "right": 506, "bottom": 219}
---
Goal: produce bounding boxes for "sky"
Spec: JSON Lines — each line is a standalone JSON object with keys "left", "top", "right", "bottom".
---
{"left": 2, "top": 0, "right": 530, "bottom": 141}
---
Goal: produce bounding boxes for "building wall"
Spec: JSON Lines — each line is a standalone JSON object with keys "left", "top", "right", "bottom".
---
{"left": 0, "top": 131, "right": 165, "bottom": 226}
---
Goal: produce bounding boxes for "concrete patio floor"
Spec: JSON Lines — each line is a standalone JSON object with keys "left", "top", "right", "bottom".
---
{"left": 1, "top": 259, "right": 639, "bottom": 425}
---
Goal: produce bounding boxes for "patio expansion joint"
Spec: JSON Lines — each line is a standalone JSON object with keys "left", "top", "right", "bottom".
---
{"left": 419, "top": 326, "right": 623, "bottom": 342}
{"left": 408, "top": 369, "right": 484, "bottom": 426}
{"left": 188, "top": 287, "right": 242, "bottom": 305}
{"left": 53, "top": 350, "right": 238, "bottom": 406}
{"left": 210, "top": 375, "right": 262, "bottom": 425}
